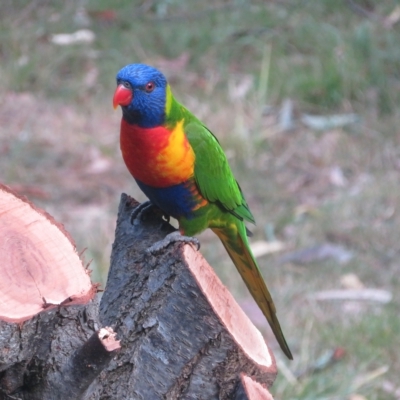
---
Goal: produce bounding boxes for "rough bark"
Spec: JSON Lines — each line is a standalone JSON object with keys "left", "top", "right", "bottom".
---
{"left": 0, "top": 283, "right": 121, "bottom": 400}
{"left": 0, "top": 185, "right": 119, "bottom": 399}
{"left": 87, "top": 194, "right": 277, "bottom": 399}
{"left": 0, "top": 188, "right": 277, "bottom": 399}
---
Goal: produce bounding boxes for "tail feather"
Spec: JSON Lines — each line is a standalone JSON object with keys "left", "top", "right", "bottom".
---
{"left": 213, "top": 224, "right": 293, "bottom": 360}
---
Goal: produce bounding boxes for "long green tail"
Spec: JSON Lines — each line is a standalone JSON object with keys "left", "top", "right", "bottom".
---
{"left": 212, "top": 223, "right": 293, "bottom": 360}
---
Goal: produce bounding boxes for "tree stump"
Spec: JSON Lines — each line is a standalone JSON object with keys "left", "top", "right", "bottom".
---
{"left": 0, "top": 186, "right": 277, "bottom": 399}
{"left": 90, "top": 194, "right": 277, "bottom": 399}
{"left": 0, "top": 185, "right": 119, "bottom": 399}
{"left": 0, "top": 184, "right": 95, "bottom": 322}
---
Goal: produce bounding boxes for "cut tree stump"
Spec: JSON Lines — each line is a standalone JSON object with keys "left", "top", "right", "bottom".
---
{"left": 0, "top": 184, "right": 95, "bottom": 322}
{"left": 90, "top": 194, "right": 278, "bottom": 399}
{"left": 0, "top": 184, "right": 119, "bottom": 399}
{"left": 0, "top": 186, "right": 278, "bottom": 399}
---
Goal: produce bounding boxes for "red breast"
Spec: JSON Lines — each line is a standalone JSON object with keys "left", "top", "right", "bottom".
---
{"left": 120, "top": 119, "right": 195, "bottom": 188}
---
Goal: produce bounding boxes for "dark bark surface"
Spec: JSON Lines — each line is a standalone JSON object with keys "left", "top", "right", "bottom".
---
{"left": 0, "top": 193, "right": 276, "bottom": 399}
{"left": 0, "top": 184, "right": 118, "bottom": 400}
{"left": 87, "top": 194, "right": 276, "bottom": 400}
{"left": 0, "top": 302, "right": 106, "bottom": 400}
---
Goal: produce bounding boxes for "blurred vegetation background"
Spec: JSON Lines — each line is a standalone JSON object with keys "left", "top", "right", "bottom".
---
{"left": 1, "top": 1, "right": 400, "bottom": 398}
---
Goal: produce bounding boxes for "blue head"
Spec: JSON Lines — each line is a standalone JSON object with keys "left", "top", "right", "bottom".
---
{"left": 113, "top": 64, "right": 168, "bottom": 128}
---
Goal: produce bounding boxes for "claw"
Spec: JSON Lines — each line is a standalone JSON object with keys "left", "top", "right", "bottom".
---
{"left": 146, "top": 231, "right": 200, "bottom": 255}
{"left": 130, "top": 201, "right": 154, "bottom": 225}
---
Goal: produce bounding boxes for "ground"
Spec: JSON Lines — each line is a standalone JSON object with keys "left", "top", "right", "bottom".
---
{"left": 1, "top": 1, "right": 400, "bottom": 398}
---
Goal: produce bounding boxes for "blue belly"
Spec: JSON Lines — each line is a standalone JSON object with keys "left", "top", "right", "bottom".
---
{"left": 135, "top": 179, "right": 200, "bottom": 219}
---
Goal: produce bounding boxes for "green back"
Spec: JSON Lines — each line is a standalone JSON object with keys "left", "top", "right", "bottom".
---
{"left": 165, "top": 88, "right": 255, "bottom": 224}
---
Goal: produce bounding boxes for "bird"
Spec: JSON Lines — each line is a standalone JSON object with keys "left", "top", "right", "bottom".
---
{"left": 113, "top": 63, "right": 293, "bottom": 360}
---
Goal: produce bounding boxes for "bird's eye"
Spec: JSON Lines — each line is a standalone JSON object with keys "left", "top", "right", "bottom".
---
{"left": 122, "top": 81, "right": 131, "bottom": 89}
{"left": 145, "top": 82, "right": 155, "bottom": 93}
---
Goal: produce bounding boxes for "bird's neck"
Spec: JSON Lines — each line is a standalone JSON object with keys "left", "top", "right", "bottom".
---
{"left": 164, "top": 86, "right": 189, "bottom": 127}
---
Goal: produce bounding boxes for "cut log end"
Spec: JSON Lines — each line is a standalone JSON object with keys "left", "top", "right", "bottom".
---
{"left": 0, "top": 184, "right": 95, "bottom": 323}
{"left": 183, "top": 245, "right": 273, "bottom": 370}
{"left": 236, "top": 374, "right": 274, "bottom": 400}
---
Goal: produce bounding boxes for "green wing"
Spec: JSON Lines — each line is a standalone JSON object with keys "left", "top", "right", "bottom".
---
{"left": 185, "top": 121, "right": 255, "bottom": 224}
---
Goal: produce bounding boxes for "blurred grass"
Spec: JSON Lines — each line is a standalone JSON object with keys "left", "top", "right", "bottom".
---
{"left": 1, "top": 0, "right": 400, "bottom": 398}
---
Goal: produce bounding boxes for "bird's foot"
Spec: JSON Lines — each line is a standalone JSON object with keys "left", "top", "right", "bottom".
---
{"left": 130, "top": 201, "right": 171, "bottom": 225}
{"left": 130, "top": 201, "right": 155, "bottom": 225}
{"left": 146, "top": 231, "right": 200, "bottom": 255}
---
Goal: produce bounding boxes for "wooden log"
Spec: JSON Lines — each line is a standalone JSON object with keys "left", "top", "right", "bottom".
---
{"left": 234, "top": 374, "right": 274, "bottom": 400}
{"left": 91, "top": 194, "right": 277, "bottom": 399}
{"left": 0, "top": 186, "right": 277, "bottom": 399}
{"left": 0, "top": 184, "right": 119, "bottom": 399}
{"left": 0, "top": 184, "right": 95, "bottom": 322}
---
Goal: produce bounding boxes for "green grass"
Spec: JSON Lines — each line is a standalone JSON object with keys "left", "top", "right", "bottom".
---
{"left": 1, "top": 1, "right": 400, "bottom": 398}
{"left": 3, "top": 1, "right": 400, "bottom": 112}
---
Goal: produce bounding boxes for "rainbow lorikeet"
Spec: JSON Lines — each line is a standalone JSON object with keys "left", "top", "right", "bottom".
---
{"left": 113, "top": 64, "right": 293, "bottom": 360}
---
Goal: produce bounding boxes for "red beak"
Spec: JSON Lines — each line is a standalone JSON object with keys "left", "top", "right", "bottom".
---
{"left": 113, "top": 84, "right": 132, "bottom": 109}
